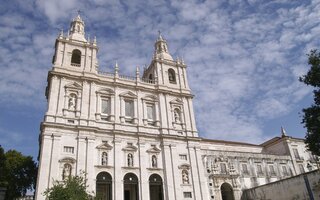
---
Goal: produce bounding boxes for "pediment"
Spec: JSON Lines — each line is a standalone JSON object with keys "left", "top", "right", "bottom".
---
{"left": 170, "top": 98, "right": 183, "bottom": 105}
{"left": 142, "top": 95, "right": 158, "bottom": 102}
{"left": 96, "top": 88, "right": 115, "bottom": 96}
{"left": 122, "top": 143, "right": 138, "bottom": 151}
{"left": 120, "top": 91, "right": 137, "bottom": 98}
{"left": 59, "top": 157, "right": 76, "bottom": 163}
{"left": 146, "top": 146, "right": 161, "bottom": 153}
{"left": 178, "top": 163, "right": 190, "bottom": 169}
{"left": 96, "top": 141, "right": 113, "bottom": 150}
{"left": 65, "top": 82, "right": 82, "bottom": 89}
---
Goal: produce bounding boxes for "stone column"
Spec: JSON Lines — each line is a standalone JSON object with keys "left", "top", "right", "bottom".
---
{"left": 110, "top": 95, "right": 115, "bottom": 121}
{"left": 46, "top": 76, "right": 59, "bottom": 122}
{"left": 86, "top": 137, "right": 96, "bottom": 194}
{"left": 49, "top": 134, "right": 62, "bottom": 186}
{"left": 35, "top": 134, "right": 54, "bottom": 200}
{"left": 113, "top": 138, "right": 123, "bottom": 200}
{"left": 161, "top": 142, "right": 176, "bottom": 200}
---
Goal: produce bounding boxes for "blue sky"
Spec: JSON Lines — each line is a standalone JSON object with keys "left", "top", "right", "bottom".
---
{"left": 0, "top": 0, "right": 319, "bottom": 160}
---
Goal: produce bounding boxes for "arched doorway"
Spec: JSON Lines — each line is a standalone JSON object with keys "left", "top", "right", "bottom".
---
{"left": 149, "top": 174, "right": 164, "bottom": 200}
{"left": 96, "top": 172, "right": 112, "bottom": 200}
{"left": 221, "top": 183, "right": 235, "bottom": 200}
{"left": 124, "top": 173, "right": 139, "bottom": 200}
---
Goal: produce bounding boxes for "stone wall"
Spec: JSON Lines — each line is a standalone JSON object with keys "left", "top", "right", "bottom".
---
{"left": 241, "top": 170, "right": 320, "bottom": 200}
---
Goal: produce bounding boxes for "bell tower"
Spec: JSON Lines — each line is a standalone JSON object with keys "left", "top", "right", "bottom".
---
{"left": 143, "top": 32, "right": 191, "bottom": 92}
{"left": 51, "top": 13, "right": 98, "bottom": 73}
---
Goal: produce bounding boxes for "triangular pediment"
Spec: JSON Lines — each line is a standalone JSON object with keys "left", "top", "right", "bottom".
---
{"left": 96, "top": 141, "right": 113, "bottom": 150}
{"left": 178, "top": 163, "right": 190, "bottom": 169}
{"left": 59, "top": 157, "right": 76, "bottom": 163}
{"left": 146, "top": 145, "right": 161, "bottom": 153}
{"left": 96, "top": 88, "right": 114, "bottom": 95}
{"left": 170, "top": 98, "right": 183, "bottom": 105}
{"left": 122, "top": 143, "right": 138, "bottom": 151}
{"left": 65, "top": 82, "right": 82, "bottom": 90}
{"left": 120, "top": 91, "right": 137, "bottom": 98}
{"left": 142, "top": 95, "right": 158, "bottom": 102}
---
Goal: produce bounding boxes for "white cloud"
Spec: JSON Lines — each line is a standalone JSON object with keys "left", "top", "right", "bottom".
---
{"left": 0, "top": 0, "right": 318, "bottom": 145}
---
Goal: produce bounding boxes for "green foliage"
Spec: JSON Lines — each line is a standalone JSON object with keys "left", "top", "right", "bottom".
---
{"left": 44, "top": 173, "right": 93, "bottom": 200}
{"left": 300, "top": 49, "right": 320, "bottom": 156}
{"left": 0, "top": 146, "right": 7, "bottom": 187}
{"left": 0, "top": 146, "right": 37, "bottom": 200}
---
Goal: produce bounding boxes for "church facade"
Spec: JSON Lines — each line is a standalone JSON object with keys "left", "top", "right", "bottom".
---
{"left": 35, "top": 15, "right": 317, "bottom": 200}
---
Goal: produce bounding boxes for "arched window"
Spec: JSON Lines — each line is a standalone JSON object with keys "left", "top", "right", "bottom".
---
{"left": 127, "top": 153, "right": 133, "bottom": 167}
{"left": 124, "top": 173, "right": 139, "bottom": 200}
{"left": 101, "top": 152, "right": 108, "bottom": 166}
{"left": 221, "top": 183, "right": 235, "bottom": 200}
{"left": 182, "top": 169, "right": 189, "bottom": 184}
{"left": 149, "top": 174, "right": 164, "bottom": 200}
{"left": 62, "top": 163, "right": 72, "bottom": 180}
{"left": 71, "top": 49, "right": 81, "bottom": 66}
{"left": 173, "top": 108, "right": 181, "bottom": 123}
{"left": 168, "top": 69, "right": 176, "bottom": 84}
{"left": 96, "top": 172, "right": 112, "bottom": 200}
{"left": 152, "top": 155, "right": 157, "bottom": 168}
{"left": 149, "top": 74, "right": 153, "bottom": 81}
{"left": 68, "top": 93, "right": 77, "bottom": 110}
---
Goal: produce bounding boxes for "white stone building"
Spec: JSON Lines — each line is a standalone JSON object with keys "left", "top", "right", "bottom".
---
{"left": 35, "top": 15, "right": 318, "bottom": 200}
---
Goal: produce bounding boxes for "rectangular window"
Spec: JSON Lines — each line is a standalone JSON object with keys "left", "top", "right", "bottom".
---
{"left": 269, "top": 165, "right": 276, "bottom": 176}
{"left": 242, "top": 164, "right": 249, "bottom": 175}
{"left": 293, "top": 149, "right": 300, "bottom": 159}
{"left": 282, "top": 166, "right": 288, "bottom": 176}
{"left": 147, "top": 104, "right": 155, "bottom": 120}
{"left": 180, "top": 154, "right": 187, "bottom": 160}
{"left": 299, "top": 164, "right": 305, "bottom": 174}
{"left": 64, "top": 146, "right": 74, "bottom": 154}
{"left": 220, "top": 163, "right": 227, "bottom": 174}
{"left": 101, "top": 98, "right": 109, "bottom": 114}
{"left": 257, "top": 164, "right": 263, "bottom": 175}
{"left": 125, "top": 100, "right": 134, "bottom": 117}
{"left": 183, "top": 192, "right": 192, "bottom": 198}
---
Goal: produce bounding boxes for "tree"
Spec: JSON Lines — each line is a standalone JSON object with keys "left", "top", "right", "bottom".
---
{"left": 44, "top": 173, "right": 93, "bottom": 200}
{"left": 0, "top": 147, "right": 38, "bottom": 200}
{"left": 0, "top": 146, "right": 7, "bottom": 187}
{"left": 300, "top": 49, "right": 320, "bottom": 156}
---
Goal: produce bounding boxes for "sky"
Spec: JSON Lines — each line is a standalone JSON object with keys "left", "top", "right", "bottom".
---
{"left": 0, "top": 0, "right": 319, "bottom": 160}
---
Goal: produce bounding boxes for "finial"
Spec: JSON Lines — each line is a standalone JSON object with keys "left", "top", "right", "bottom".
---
{"left": 59, "top": 29, "right": 63, "bottom": 38}
{"left": 181, "top": 57, "right": 185, "bottom": 64}
{"left": 136, "top": 66, "right": 140, "bottom": 80}
{"left": 87, "top": 33, "right": 90, "bottom": 43}
{"left": 114, "top": 61, "right": 119, "bottom": 75}
{"left": 176, "top": 56, "right": 180, "bottom": 64}
{"left": 157, "top": 30, "right": 163, "bottom": 40}
{"left": 93, "top": 36, "right": 97, "bottom": 45}
{"left": 281, "top": 126, "right": 287, "bottom": 137}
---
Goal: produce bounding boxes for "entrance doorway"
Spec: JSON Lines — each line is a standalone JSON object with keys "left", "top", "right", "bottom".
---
{"left": 96, "top": 172, "right": 112, "bottom": 200}
{"left": 124, "top": 173, "right": 139, "bottom": 200}
{"left": 221, "top": 183, "right": 235, "bottom": 200}
{"left": 149, "top": 174, "right": 164, "bottom": 200}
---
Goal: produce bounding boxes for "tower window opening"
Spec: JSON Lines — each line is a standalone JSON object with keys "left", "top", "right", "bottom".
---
{"left": 71, "top": 49, "right": 81, "bottom": 66}
{"left": 168, "top": 69, "right": 176, "bottom": 84}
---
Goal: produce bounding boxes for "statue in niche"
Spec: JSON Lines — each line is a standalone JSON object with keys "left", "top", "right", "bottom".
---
{"left": 101, "top": 152, "right": 108, "bottom": 166}
{"left": 62, "top": 164, "right": 72, "bottom": 180}
{"left": 182, "top": 170, "right": 189, "bottom": 184}
{"left": 68, "top": 94, "right": 77, "bottom": 110}
{"left": 174, "top": 109, "right": 180, "bottom": 123}
{"left": 127, "top": 153, "right": 133, "bottom": 167}
{"left": 152, "top": 155, "right": 157, "bottom": 168}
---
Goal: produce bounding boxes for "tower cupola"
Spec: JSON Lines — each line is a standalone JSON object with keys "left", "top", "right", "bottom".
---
{"left": 154, "top": 32, "right": 173, "bottom": 60}
{"left": 68, "top": 13, "right": 87, "bottom": 42}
